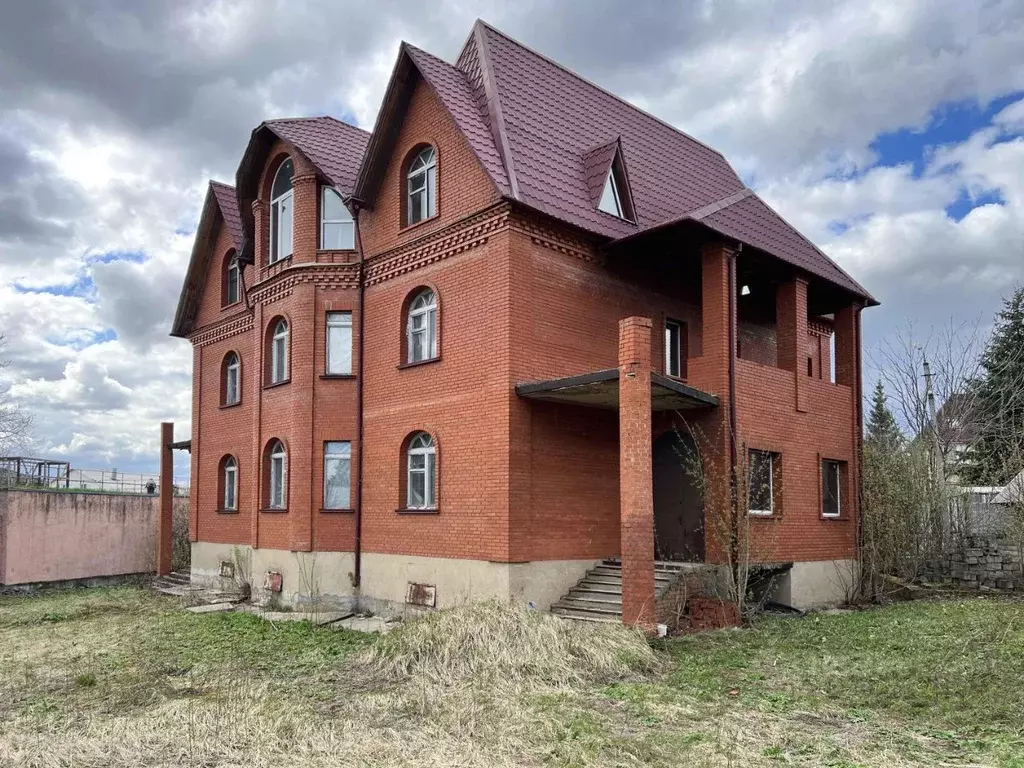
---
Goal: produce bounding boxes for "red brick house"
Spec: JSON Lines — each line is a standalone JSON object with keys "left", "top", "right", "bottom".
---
{"left": 171, "top": 20, "right": 874, "bottom": 623}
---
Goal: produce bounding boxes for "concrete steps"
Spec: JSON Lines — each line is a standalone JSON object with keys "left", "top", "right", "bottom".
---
{"left": 551, "top": 559, "right": 688, "bottom": 623}
{"left": 152, "top": 570, "right": 191, "bottom": 596}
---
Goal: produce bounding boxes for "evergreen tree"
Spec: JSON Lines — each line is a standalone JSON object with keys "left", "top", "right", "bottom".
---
{"left": 963, "top": 287, "right": 1024, "bottom": 484}
{"left": 865, "top": 380, "right": 903, "bottom": 454}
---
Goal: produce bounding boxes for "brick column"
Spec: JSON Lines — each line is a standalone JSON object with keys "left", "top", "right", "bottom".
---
{"left": 157, "top": 422, "right": 174, "bottom": 576}
{"left": 777, "top": 277, "right": 809, "bottom": 412}
{"left": 834, "top": 304, "right": 859, "bottom": 388}
{"left": 291, "top": 173, "right": 318, "bottom": 264}
{"left": 619, "top": 316, "right": 656, "bottom": 629}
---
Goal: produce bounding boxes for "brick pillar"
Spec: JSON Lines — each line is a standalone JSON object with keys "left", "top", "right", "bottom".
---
{"left": 619, "top": 316, "right": 656, "bottom": 629}
{"left": 834, "top": 304, "right": 859, "bottom": 388}
{"left": 158, "top": 422, "right": 174, "bottom": 576}
{"left": 291, "top": 173, "right": 318, "bottom": 264}
{"left": 777, "top": 278, "right": 809, "bottom": 413}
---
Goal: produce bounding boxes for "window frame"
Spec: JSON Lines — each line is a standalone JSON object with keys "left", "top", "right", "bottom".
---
{"left": 269, "top": 318, "right": 289, "bottom": 385}
{"left": 223, "top": 352, "right": 241, "bottom": 406}
{"left": 405, "top": 432, "right": 436, "bottom": 510}
{"left": 269, "top": 159, "right": 294, "bottom": 264}
{"left": 222, "top": 456, "right": 238, "bottom": 511}
{"left": 267, "top": 440, "right": 287, "bottom": 510}
{"left": 325, "top": 311, "right": 353, "bottom": 376}
{"left": 224, "top": 252, "right": 240, "bottom": 306}
{"left": 406, "top": 288, "right": 438, "bottom": 364}
{"left": 323, "top": 440, "right": 352, "bottom": 510}
{"left": 406, "top": 146, "right": 437, "bottom": 226}
{"left": 320, "top": 186, "right": 355, "bottom": 250}
{"left": 821, "top": 459, "right": 843, "bottom": 518}
{"left": 747, "top": 449, "right": 777, "bottom": 517}
{"left": 665, "top": 319, "right": 684, "bottom": 378}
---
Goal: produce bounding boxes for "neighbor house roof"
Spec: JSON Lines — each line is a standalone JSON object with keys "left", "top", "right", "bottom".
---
{"left": 170, "top": 181, "right": 242, "bottom": 338}
{"left": 354, "top": 20, "right": 874, "bottom": 304}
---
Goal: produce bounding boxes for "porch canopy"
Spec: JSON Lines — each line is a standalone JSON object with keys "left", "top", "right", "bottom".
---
{"left": 515, "top": 369, "right": 719, "bottom": 411}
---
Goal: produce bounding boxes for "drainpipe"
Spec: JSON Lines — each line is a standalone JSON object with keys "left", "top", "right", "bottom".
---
{"left": 351, "top": 202, "right": 366, "bottom": 588}
{"left": 728, "top": 245, "right": 740, "bottom": 581}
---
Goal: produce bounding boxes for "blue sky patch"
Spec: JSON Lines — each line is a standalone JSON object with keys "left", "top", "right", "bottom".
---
{"left": 14, "top": 274, "right": 95, "bottom": 297}
{"left": 89, "top": 250, "right": 147, "bottom": 265}
{"left": 945, "top": 189, "right": 1004, "bottom": 222}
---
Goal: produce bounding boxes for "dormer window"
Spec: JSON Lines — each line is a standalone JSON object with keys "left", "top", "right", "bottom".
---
{"left": 269, "top": 159, "right": 294, "bottom": 264}
{"left": 598, "top": 168, "right": 624, "bottom": 218}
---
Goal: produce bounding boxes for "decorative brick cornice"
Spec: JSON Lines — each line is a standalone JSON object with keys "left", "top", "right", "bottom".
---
{"left": 249, "top": 262, "right": 361, "bottom": 304}
{"left": 364, "top": 204, "right": 511, "bottom": 286}
{"left": 190, "top": 312, "right": 254, "bottom": 347}
{"left": 809, "top": 320, "right": 834, "bottom": 337}
{"left": 510, "top": 211, "right": 603, "bottom": 265}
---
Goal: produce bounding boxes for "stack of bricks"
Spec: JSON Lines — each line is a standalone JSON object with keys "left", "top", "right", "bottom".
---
{"left": 928, "top": 535, "right": 1023, "bottom": 591}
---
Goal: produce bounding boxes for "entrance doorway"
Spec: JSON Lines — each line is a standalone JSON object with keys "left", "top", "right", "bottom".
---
{"left": 652, "top": 430, "right": 704, "bottom": 561}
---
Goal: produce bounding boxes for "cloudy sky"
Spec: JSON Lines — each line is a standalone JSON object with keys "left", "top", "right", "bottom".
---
{"left": 1, "top": 0, "right": 1022, "bottom": 478}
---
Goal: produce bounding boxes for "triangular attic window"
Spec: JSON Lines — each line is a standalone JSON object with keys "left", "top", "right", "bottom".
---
{"left": 598, "top": 168, "right": 624, "bottom": 218}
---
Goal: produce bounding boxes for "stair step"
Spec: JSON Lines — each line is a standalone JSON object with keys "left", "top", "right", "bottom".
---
{"left": 566, "top": 590, "right": 622, "bottom": 604}
{"left": 552, "top": 599, "right": 622, "bottom": 615}
{"left": 574, "top": 581, "right": 622, "bottom": 594}
{"left": 551, "top": 606, "right": 622, "bottom": 622}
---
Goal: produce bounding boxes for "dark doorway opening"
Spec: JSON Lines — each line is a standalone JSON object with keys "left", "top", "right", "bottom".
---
{"left": 653, "top": 430, "right": 704, "bottom": 561}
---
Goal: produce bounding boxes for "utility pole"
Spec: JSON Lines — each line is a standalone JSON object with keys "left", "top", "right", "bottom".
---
{"left": 923, "top": 359, "right": 945, "bottom": 485}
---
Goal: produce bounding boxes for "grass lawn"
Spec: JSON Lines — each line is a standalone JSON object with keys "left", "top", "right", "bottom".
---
{"left": 0, "top": 588, "right": 1021, "bottom": 767}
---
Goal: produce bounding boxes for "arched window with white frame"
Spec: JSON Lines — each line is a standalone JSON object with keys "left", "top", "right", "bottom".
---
{"left": 406, "top": 146, "right": 437, "bottom": 225}
{"left": 269, "top": 158, "right": 294, "bottom": 263}
{"left": 405, "top": 432, "right": 436, "bottom": 510}
{"left": 223, "top": 352, "right": 240, "bottom": 405}
{"left": 269, "top": 318, "right": 289, "bottom": 384}
{"left": 406, "top": 288, "right": 437, "bottom": 364}
{"left": 222, "top": 456, "right": 238, "bottom": 511}
{"left": 267, "top": 440, "right": 287, "bottom": 509}
{"left": 223, "top": 251, "right": 240, "bottom": 306}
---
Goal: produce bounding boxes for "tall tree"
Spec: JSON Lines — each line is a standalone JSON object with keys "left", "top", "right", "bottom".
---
{"left": 963, "top": 287, "right": 1024, "bottom": 484}
{"left": 865, "top": 380, "right": 903, "bottom": 453}
{"left": 0, "top": 334, "right": 32, "bottom": 455}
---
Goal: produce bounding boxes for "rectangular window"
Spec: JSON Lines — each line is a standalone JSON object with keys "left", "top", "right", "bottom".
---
{"left": 323, "top": 441, "right": 351, "bottom": 509}
{"left": 665, "top": 319, "right": 685, "bottom": 377}
{"left": 272, "top": 336, "right": 287, "bottom": 383}
{"left": 748, "top": 449, "right": 776, "bottom": 515}
{"left": 321, "top": 188, "right": 355, "bottom": 250}
{"left": 822, "top": 459, "right": 843, "bottom": 517}
{"left": 270, "top": 455, "right": 285, "bottom": 508}
{"left": 326, "top": 312, "right": 353, "bottom": 375}
{"left": 225, "top": 364, "right": 239, "bottom": 404}
{"left": 224, "top": 465, "right": 236, "bottom": 510}
{"left": 226, "top": 261, "right": 239, "bottom": 304}
{"left": 271, "top": 192, "right": 293, "bottom": 263}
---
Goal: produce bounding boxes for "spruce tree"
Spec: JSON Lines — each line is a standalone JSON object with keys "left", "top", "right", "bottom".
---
{"left": 963, "top": 287, "right": 1024, "bottom": 484}
{"left": 865, "top": 380, "right": 903, "bottom": 454}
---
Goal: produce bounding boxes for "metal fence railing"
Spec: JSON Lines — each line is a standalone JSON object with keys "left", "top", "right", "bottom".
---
{"left": 0, "top": 457, "right": 188, "bottom": 496}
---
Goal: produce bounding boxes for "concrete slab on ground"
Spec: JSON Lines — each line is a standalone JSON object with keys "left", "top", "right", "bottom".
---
{"left": 329, "top": 615, "right": 399, "bottom": 633}
{"left": 242, "top": 607, "right": 355, "bottom": 626}
{"left": 186, "top": 603, "right": 236, "bottom": 614}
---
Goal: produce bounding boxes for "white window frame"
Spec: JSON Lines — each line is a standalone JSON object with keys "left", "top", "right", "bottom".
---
{"left": 225, "top": 256, "right": 240, "bottom": 305}
{"left": 407, "top": 289, "right": 438, "bottom": 363}
{"left": 665, "top": 319, "right": 683, "bottom": 378}
{"left": 224, "top": 353, "right": 240, "bottom": 405}
{"left": 270, "top": 319, "right": 288, "bottom": 384}
{"left": 223, "top": 456, "right": 237, "bottom": 511}
{"left": 822, "top": 459, "right": 842, "bottom": 518}
{"left": 326, "top": 311, "right": 353, "bottom": 375}
{"left": 320, "top": 187, "right": 355, "bottom": 250}
{"left": 598, "top": 167, "right": 624, "bottom": 218}
{"left": 269, "top": 160, "right": 294, "bottom": 264}
{"left": 269, "top": 441, "right": 286, "bottom": 509}
{"left": 406, "top": 147, "right": 437, "bottom": 225}
{"left": 323, "top": 441, "right": 352, "bottom": 510}
{"left": 406, "top": 432, "right": 436, "bottom": 510}
{"left": 748, "top": 449, "right": 775, "bottom": 516}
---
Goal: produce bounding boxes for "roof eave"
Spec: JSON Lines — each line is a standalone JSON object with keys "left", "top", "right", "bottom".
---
{"left": 170, "top": 186, "right": 220, "bottom": 338}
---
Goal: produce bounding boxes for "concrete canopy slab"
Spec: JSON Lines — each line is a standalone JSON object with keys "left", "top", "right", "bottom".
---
{"left": 515, "top": 369, "right": 719, "bottom": 411}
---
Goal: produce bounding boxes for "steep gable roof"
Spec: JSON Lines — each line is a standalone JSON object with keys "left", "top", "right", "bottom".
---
{"left": 355, "top": 20, "right": 873, "bottom": 303}
{"left": 171, "top": 181, "right": 242, "bottom": 338}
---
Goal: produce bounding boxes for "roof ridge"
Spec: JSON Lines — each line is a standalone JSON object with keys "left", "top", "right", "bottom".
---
{"left": 473, "top": 19, "right": 731, "bottom": 165}
{"left": 467, "top": 20, "right": 520, "bottom": 199}
{"left": 209, "top": 179, "right": 235, "bottom": 190}
{"left": 264, "top": 115, "right": 370, "bottom": 135}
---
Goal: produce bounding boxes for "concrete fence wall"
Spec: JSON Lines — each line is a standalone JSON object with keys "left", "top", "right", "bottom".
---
{"left": 926, "top": 534, "right": 1024, "bottom": 591}
{"left": 0, "top": 490, "right": 179, "bottom": 586}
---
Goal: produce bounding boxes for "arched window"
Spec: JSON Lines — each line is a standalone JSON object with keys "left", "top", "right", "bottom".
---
{"left": 269, "top": 318, "right": 289, "bottom": 384}
{"left": 223, "top": 251, "right": 240, "bottom": 306}
{"left": 269, "top": 158, "right": 294, "bottom": 263}
{"left": 406, "top": 146, "right": 437, "bottom": 225}
{"left": 321, "top": 187, "right": 355, "bottom": 250}
{"left": 223, "top": 352, "right": 240, "bottom": 405}
{"left": 221, "top": 456, "right": 238, "bottom": 511}
{"left": 406, "top": 288, "right": 437, "bottom": 363}
{"left": 405, "top": 432, "right": 436, "bottom": 509}
{"left": 266, "top": 440, "right": 287, "bottom": 509}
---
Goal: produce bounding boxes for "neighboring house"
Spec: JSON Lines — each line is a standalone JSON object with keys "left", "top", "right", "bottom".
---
{"left": 171, "top": 20, "right": 875, "bottom": 622}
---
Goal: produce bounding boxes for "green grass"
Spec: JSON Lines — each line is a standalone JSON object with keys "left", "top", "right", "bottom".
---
{"left": 0, "top": 588, "right": 1021, "bottom": 767}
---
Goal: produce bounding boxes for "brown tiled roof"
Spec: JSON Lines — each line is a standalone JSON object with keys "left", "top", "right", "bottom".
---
{"left": 356, "top": 20, "right": 874, "bottom": 303}
{"left": 209, "top": 181, "right": 242, "bottom": 250}
{"left": 264, "top": 116, "right": 370, "bottom": 194}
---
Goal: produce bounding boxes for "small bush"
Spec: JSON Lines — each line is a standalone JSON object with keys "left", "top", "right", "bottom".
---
{"left": 75, "top": 672, "right": 98, "bottom": 688}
